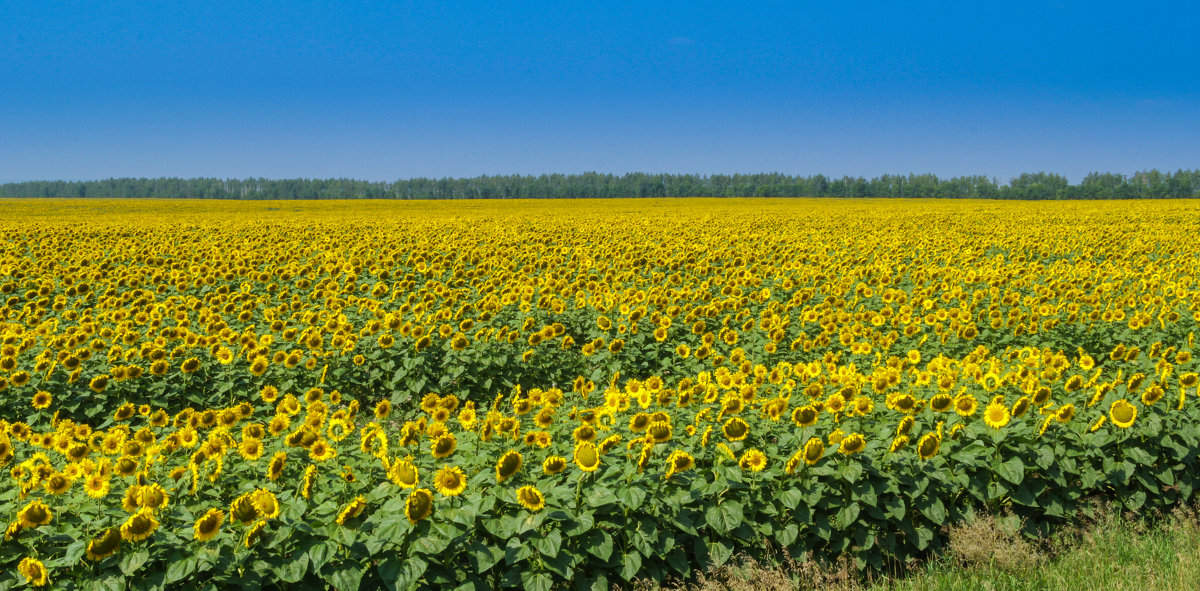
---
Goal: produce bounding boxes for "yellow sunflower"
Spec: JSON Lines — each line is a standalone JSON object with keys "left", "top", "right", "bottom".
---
{"left": 193, "top": 509, "right": 223, "bottom": 542}
{"left": 1110, "top": 399, "right": 1137, "bottom": 429}
{"left": 516, "top": 485, "right": 545, "bottom": 511}
{"left": 495, "top": 450, "right": 522, "bottom": 482}
{"left": 85, "top": 528, "right": 121, "bottom": 561}
{"left": 404, "top": 489, "right": 434, "bottom": 524}
{"left": 434, "top": 466, "right": 467, "bottom": 497}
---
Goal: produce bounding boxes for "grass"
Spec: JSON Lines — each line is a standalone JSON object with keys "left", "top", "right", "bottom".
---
{"left": 645, "top": 505, "right": 1200, "bottom": 591}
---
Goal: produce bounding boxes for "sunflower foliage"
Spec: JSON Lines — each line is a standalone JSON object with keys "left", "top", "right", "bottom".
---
{"left": 0, "top": 199, "right": 1198, "bottom": 589}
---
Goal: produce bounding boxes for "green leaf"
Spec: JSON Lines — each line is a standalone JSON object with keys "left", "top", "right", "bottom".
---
{"left": 521, "top": 572, "right": 553, "bottom": 591}
{"left": 704, "top": 501, "right": 744, "bottom": 535}
{"left": 619, "top": 551, "right": 643, "bottom": 582}
{"left": 836, "top": 502, "right": 861, "bottom": 529}
{"left": 120, "top": 549, "right": 150, "bottom": 576}
{"left": 997, "top": 457, "right": 1025, "bottom": 485}
{"left": 326, "top": 563, "right": 365, "bottom": 591}
{"left": 307, "top": 540, "right": 339, "bottom": 570}
{"left": 164, "top": 554, "right": 198, "bottom": 584}
{"left": 707, "top": 539, "right": 733, "bottom": 566}
{"left": 272, "top": 554, "right": 309, "bottom": 583}
{"left": 616, "top": 486, "right": 647, "bottom": 510}
{"left": 466, "top": 541, "right": 504, "bottom": 574}
{"left": 531, "top": 529, "right": 563, "bottom": 558}
{"left": 841, "top": 461, "right": 864, "bottom": 483}
{"left": 779, "top": 488, "right": 803, "bottom": 510}
{"left": 379, "top": 556, "right": 429, "bottom": 591}
{"left": 585, "top": 531, "right": 614, "bottom": 561}
{"left": 920, "top": 498, "right": 946, "bottom": 523}
{"left": 775, "top": 522, "right": 799, "bottom": 547}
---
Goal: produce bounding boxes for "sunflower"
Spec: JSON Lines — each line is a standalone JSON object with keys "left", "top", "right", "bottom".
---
{"left": 265, "top": 452, "right": 286, "bottom": 481}
{"left": 309, "top": 439, "right": 337, "bottom": 462}
{"left": 243, "top": 520, "right": 267, "bottom": 547}
{"left": 738, "top": 449, "right": 767, "bottom": 472}
{"left": 573, "top": 441, "right": 600, "bottom": 472}
{"left": 193, "top": 509, "right": 223, "bottom": 542}
{"left": 18, "top": 557, "right": 48, "bottom": 587}
{"left": 838, "top": 433, "right": 866, "bottom": 455}
{"left": 31, "top": 391, "right": 52, "bottom": 410}
{"left": 542, "top": 455, "right": 567, "bottom": 475}
{"left": 180, "top": 357, "right": 201, "bottom": 373}
{"left": 85, "top": 528, "right": 121, "bottom": 560}
{"left": 1110, "top": 399, "right": 1137, "bottom": 429}
{"left": 1032, "top": 386, "right": 1052, "bottom": 406}
{"left": 516, "top": 485, "right": 545, "bottom": 511}
{"left": 659, "top": 449, "right": 694, "bottom": 479}
{"left": 802, "top": 437, "right": 825, "bottom": 465}
{"left": 1008, "top": 396, "right": 1031, "bottom": 418}
{"left": 404, "top": 489, "right": 434, "bottom": 524}
{"left": 44, "top": 473, "right": 71, "bottom": 495}
{"left": 646, "top": 421, "right": 672, "bottom": 443}
{"left": 984, "top": 402, "right": 1011, "bottom": 429}
{"left": 17, "top": 500, "right": 52, "bottom": 528}
{"left": 922, "top": 393, "right": 950, "bottom": 413}
{"left": 252, "top": 489, "right": 280, "bottom": 520}
{"left": 238, "top": 438, "right": 264, "bottom": 461}
{"left": 722, "top": 417, "right": 749, "bottom": 442}
{"left": 374, "top": 399, "right": 392, "bottom": 419}
{"left": 388, "top": 457, "right": 419, "bottom": 488}
{"left": 954, "top": 394, "right": 978, "bottom": 417}
{"left": 300, "top": 464, "right": 317, "bottom": 498}
{"left": 1055, "top": 404, "right": 1076, "bottom": 423}
{"left": 334, "top": 496, "right": 367, "bottom": 526}
{"left": 434, "top": 466, "right": 467, "bottom": 496}
{"left": 230, "top": 493, "right": 259, "bottom": 524}
{"left": 431, "top": 433, "right": 457, "bottom": 459}
{"left": 120, "top": 509, "right": 159, "bottom": 542}
{"left": 137, "top": 483, "right": 168, "bottom": 511}
{"left": 260, "top": 385, "right": 280, "bottom": 403}
{"left": 791, "top": 405, "right": 818, "bottom": 428}
{"left": 113, "top": 403, "right": 136, "bottom": 422}
{"left": 917, "top": 432, "right": 941, "bottom": 460}
{"left": 495, "top": 450, "right": 522, "bottom": 482}
{"left": 1141, "top": 384, "right": 1165, "bottom": 406}
{"left": 84, "top": 474, "right": 110, "bottom": 498}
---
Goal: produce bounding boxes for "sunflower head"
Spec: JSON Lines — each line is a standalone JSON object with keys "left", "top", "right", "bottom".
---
{"left": 516, "top": 485, "right": 545, "bottom": 512}
{"left": 791, "top": 405, "right": 818, "bottom": 428}
{"left": 802, "top": 437, "right": 825, "bottom": 465}
{"left": 86, "top": 528, "right": 121, "bottom": 560}
{"left": 120, "top": 509, "right": 159, "bottom": 542}
{"left": 404, "top": 489, "right": 433, "bottom": 524}
{"left": 738, "top": 449, "right": 767, "bottom": 472}
{"left": 917, "top": 432, "right": 941, "bottom": 460}
{"left": 495, "top": 450, "right": 522, "bottom": 482}
{"left": 434, "top": 466, "right": 467, "bottom": 497}
{"left": 17, "top": 500, "right": 52, "bottom": 528}
{"left": 388, "top": 458, "right": 419, "bottom": 488}
{"left": 193, "top": 509, "right": 223, "bottom": 542}
{"left": 984, "top": 403, "right": 1011, "bottom": 429}
{"left": 336, "top": 496, "right": 368, "bottom": 526}
{"left": 18, "top": 557, "right": 49, "bottom": 587}
{"left": 1110, "top": 399, "right": 1137, "bottom": 429}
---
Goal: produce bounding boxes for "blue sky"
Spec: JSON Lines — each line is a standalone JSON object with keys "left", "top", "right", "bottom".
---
{"left": 2, "top": 1, "right": 1198, "bottom": 183}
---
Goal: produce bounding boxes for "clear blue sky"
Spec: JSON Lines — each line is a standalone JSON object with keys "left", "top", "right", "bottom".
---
{"left": 3, "top": 1, "right": 1198, "bottom": 183}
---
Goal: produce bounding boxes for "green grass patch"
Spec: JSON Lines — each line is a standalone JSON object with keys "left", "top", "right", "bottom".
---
{"left": 648, "top": 506, "right": 1200, "bottom": 591}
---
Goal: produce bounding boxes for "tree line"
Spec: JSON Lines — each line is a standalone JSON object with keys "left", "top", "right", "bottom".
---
{"left": 2, "top": 170, "right": 1199, "bottom": 200}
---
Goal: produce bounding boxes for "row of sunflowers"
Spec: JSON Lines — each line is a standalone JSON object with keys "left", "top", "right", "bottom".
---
{"left": 1, "top": 198, "right": 1199, "bottom": 588}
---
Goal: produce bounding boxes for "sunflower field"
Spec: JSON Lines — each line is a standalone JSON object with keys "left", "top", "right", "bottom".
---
{"left": 1, "top": 198, "right": 1199, "bottom": 590}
